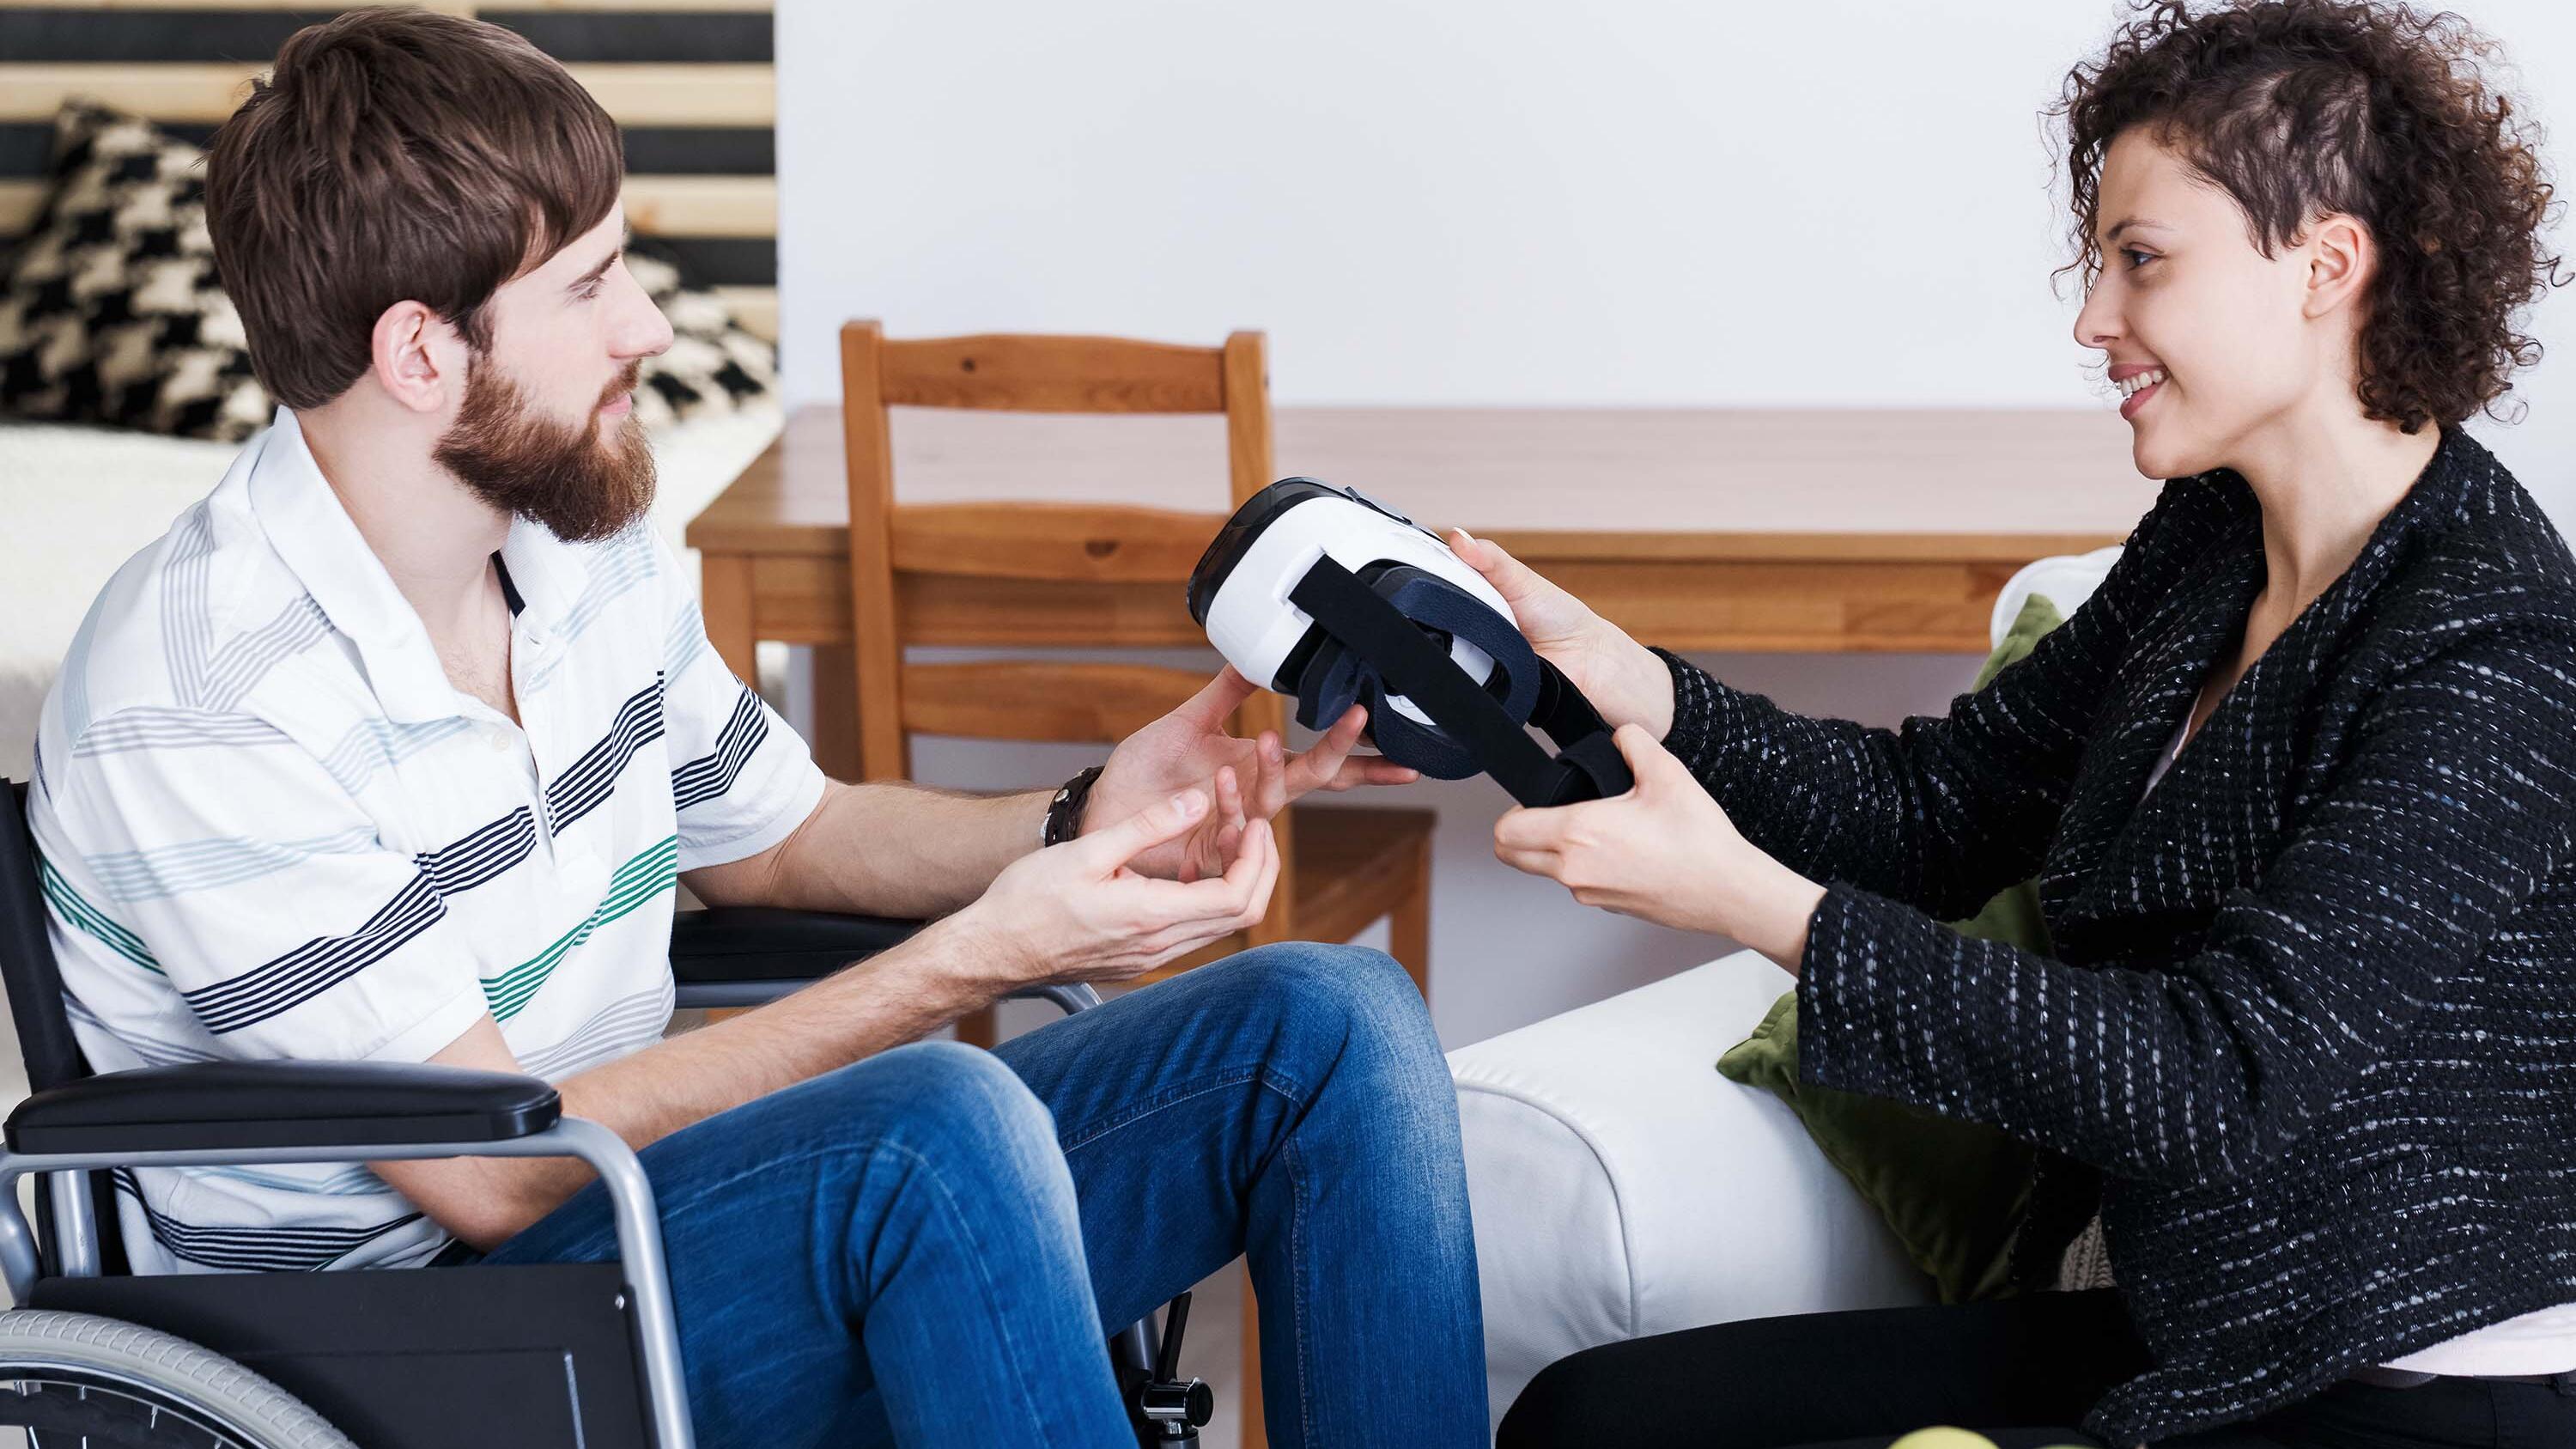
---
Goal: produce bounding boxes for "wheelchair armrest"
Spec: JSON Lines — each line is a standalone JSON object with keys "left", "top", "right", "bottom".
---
{"left": 4, "top": 1060, "right": 560, "bottom": 1155}
{"left": 670, "top": 905, "right": 923, "bottom": 985}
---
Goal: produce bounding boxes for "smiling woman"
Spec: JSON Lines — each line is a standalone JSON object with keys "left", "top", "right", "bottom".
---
{"left": 2056, "top": 0, "right": 2560, "bottom": 450}
{"left": 1486, "top": 4, "right": 2576, "bottom": 1449}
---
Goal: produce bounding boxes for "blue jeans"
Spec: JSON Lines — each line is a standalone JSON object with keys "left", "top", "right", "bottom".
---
{"left": 482, "top": 942, "right": 1488, "bottom": 1448}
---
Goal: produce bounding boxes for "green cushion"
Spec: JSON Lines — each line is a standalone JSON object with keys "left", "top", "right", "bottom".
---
{"left": 1715, "top": 591, "right": 2063, "bottom": 1304}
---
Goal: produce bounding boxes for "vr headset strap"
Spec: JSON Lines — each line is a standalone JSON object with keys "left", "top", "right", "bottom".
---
{"left": 1528, "top": 661, "right": 1636, "bottom": 803}
{"left": 1287, "top": 557, "right": 1634, "bottom": 807}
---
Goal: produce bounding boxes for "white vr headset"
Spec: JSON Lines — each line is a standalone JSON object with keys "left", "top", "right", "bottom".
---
{"left": 1186, "top": 478, "right": 1635, "bottom": 807}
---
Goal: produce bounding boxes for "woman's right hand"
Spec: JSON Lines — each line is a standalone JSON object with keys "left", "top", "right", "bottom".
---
{"left": 947, "top": 788, "right": 1280, "bottom": 1001}
{"left": 1447, "top": 528, "right": 1676, "bottom": 740}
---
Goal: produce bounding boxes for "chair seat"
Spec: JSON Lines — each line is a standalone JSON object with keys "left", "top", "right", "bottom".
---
{"left": 1133, "top": 803, "right": 1436, "bottom": 983}
{"left": 1283, "top": 804, "right": 1437, "bottom": 941}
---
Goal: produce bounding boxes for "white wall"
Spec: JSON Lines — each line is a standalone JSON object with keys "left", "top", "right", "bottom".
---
{"left": 776, "top": 0, "right": 2576, "bottom": 1047}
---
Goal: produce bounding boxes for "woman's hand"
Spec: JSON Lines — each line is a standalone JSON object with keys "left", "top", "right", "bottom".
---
{"left": 955, "top": 788, "right": 1282, "bottom": 993}
{"left": 1493, "top": 724, "right": 1827, "bottom": 970}
{"left": 1089, "top": 667, "right": 1418, "bottom": 883}
{"left": 1446, "top": 529, "right": 1677, "bottom": 739}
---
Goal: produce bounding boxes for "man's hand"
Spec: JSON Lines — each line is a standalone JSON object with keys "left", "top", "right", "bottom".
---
{"left": 1447, "top": 529, "right": 1678, "bottom": 740}
{"left": 1089, "top": 667, "right": 1418, "bottom": 882}
{"left": 953, "top": 787, "right": 1282, "bottom": 994}
{"left": 1492, "top": 724, "right": 1823, "bottom": 968}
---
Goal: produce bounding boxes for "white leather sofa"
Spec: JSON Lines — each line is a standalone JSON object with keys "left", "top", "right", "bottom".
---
{"left": 1449, "top": 545, "right": 2122, "bottom": 1428}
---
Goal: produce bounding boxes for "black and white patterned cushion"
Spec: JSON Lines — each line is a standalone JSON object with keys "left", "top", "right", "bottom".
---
{"left": 0, "top": 104, "right": 267, "bottom": 441}
{"left": 0, "top": 103, "right": 775, "bottom": 441}
{"left": 623, "top": 233, "right": 778, "bottom": 429}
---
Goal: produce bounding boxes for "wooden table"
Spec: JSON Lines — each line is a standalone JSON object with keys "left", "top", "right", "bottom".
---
{"left": 687, "top": 403, "right": 2160, "bottom": 776}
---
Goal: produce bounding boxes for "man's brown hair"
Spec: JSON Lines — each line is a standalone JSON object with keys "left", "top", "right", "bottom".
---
{"left": 204, "top": 8, "right": 624, "bottom": 410}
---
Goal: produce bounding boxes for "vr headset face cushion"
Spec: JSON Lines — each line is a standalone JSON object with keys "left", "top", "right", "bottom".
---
{"left": 1293, "top": 566, "right": 1541, "bottom": 780}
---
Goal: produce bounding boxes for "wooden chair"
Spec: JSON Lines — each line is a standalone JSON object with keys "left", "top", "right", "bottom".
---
{"left": 838, "top": 320, "right": 1436, "bottom": 1446}
{"left": 837, "top": 318, "right": 1435, "bottom": 1028}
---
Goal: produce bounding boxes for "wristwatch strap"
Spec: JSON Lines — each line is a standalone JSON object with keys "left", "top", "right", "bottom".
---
{"left": 1042, "top": 765, "right": 1104, "bottom": 848}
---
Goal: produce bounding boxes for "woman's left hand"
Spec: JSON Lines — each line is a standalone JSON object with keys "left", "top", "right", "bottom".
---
{"left": 1494, "top": 724, "right": 1827, "bottom": 965}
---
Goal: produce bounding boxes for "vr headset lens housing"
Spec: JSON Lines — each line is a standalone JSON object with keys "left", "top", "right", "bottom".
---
{"left": 1188, "top": 478, "right": 1634, "bottom": 807}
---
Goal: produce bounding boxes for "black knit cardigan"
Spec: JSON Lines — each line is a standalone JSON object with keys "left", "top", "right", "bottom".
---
{"left": 1659, "top": 428, "right": 2576, "bottom": 1446}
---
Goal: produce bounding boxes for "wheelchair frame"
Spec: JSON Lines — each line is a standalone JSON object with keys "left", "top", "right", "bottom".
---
{"left": 0, "top": 1117, "right": 696, "bottom": 1445}
{"left": 0, "top": 777, "right": 1184, "bottom": 1448}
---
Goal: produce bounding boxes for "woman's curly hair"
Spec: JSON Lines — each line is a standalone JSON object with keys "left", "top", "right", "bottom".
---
{"left": 2054, "top": 0, "right": 2566, "bottom": 431}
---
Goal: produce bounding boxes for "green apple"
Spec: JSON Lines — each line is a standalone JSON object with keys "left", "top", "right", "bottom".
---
{"left": 1887, "top": 1431, "right": 1998, "bottom": 1449}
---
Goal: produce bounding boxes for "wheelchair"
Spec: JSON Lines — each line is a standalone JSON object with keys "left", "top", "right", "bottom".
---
{"left": 0, "top": 778, "right": 1217, "bottom": 1447}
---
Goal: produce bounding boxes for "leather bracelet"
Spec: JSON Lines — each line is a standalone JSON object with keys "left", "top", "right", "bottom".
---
{"left": 1042, "top": 765, "right": 1104, "bottom": 849}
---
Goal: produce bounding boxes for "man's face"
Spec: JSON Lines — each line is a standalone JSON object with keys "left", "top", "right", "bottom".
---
{"left": 433, "top": 205, "right": 675, "bottom": 542}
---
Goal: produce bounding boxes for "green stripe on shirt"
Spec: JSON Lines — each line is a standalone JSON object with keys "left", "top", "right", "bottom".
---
{"left": 482, "top": 836, "right": 677, "bottom": 1021}
{"left": 40, "top": 857, "right": 163, "bottom": 974}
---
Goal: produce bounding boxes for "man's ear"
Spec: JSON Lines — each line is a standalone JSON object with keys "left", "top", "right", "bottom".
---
{"left": 368, "top": 300, "right": 465, "bottom": 415}
{"left": 2300, "top": 212, "right": 2376, "bottom": 320}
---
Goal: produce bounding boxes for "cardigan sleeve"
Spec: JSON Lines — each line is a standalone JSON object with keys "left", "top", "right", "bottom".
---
{"left": 1656, "top": 484, "right": 2202, "bottom": 921}
{"left": 1795, "top": 624, "right": 2576, "bottom": 1187}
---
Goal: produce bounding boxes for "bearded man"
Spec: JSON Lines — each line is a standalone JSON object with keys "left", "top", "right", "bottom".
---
{"left": 21, "top": 11, "right": 1489, "bottom": 1447}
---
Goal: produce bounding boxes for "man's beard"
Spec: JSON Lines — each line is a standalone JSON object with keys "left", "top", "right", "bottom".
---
{"left": 433, "top": 356, "right": 656, "bottom": 544}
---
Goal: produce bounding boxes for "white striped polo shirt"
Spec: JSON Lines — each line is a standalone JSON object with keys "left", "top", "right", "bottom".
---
{"left": 25, "top": 407, "right": 826, "bottom": 1273}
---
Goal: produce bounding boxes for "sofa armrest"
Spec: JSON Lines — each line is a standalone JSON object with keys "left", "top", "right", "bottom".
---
{"left": 5, "top": 1060, "right": 559, "bottom": 1155}
{"left": 1990, "top": 545, "right": 2122, "bottom": 650}
{"left": 1449, "top": 951, "right": 1931, "bottom": 1426}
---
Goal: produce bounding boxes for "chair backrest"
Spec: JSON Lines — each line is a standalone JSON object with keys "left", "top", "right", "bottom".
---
{"left": 3, "top": 776, "right": 131, "bottom": 1275}
{"left": 838, "top": 322, "right": 1279, "bottom": 767}
{"left": 2, "top": 779, "right": 92, "bottom": 1094}
{"left": 838, "top": 321, "right": 1291, "bottom": 941}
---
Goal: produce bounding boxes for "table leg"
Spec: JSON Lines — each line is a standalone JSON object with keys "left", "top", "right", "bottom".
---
{"left": 695, "top": 553, "right": 762, "bottom": 1029}
{"left": 698, "top": 553, "right": 759, "bottom": 691}
{"left": 809, "top": 643, "right": 864, "bottom": 783}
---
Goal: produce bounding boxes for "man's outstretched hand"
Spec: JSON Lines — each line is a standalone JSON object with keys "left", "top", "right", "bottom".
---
{"left": 1087, "top": 667, "right": 1419, "bottom": 882}
{"left": 956, "top": 787, "right": 1283, "bottom": 992}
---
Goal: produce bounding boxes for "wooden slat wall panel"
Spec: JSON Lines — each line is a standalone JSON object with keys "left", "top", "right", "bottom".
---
{"left": 23, "top": 1, "right": 770, "bottom": 11}
{"left": 710, "top": 285, "right": 775, "bottom": 343}
{"left": 0, "top": 3, "right": 778, "bottom": 337}
{"left": 0, "top": 62, "right": 775, "bottom": 125}
{"left": 0, "top": 179, "right": 42, "bottom": 234}
{"left": 0, "top": 7, "right": 768, "bottom": 63}
{"left": 620, "top": 174, "right": 776, "bottom": 238}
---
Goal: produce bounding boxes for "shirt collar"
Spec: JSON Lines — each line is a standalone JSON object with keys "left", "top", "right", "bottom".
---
{"left": 496, "top": 508, "right": 588, "bottom": 648}
{"left": 244, "top": 405, "right": 587, "bottom": 724}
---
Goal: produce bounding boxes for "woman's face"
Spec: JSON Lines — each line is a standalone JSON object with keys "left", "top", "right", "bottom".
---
{"left": 2072, "top": 127, "right": 2333, "bottom": 480}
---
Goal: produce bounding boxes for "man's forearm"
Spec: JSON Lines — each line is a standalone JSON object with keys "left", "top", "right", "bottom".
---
{"left": 439, "top": 916, "right": 996, "bottom": 1248}
{"left": 693, "top": 778, "right": 1051, "bottom": 920}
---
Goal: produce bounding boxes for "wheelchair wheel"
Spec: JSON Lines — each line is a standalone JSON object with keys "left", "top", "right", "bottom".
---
{"left": 0, "top": 1309, "right": 354, "bottom": 1447}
